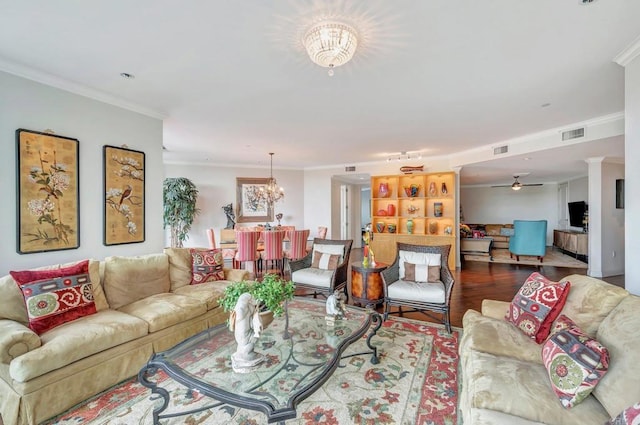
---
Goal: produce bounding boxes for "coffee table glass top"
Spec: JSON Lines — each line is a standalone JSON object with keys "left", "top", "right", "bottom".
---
{"left": 139, "top": 297, "right": 379, "bottom": 423}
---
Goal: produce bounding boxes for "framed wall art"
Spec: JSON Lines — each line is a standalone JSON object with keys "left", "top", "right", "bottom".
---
{"left": 103, "top": 145, "right": 145, "bottom": 245}
{"left": 16, "top": 128, "right": 80, "bottom": 254}
{"left": 236, "top": 177, "right": 273, "bottom": 223}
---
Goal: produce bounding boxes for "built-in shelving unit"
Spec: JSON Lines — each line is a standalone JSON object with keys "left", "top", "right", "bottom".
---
{"left": 369, "top": 172, "right": 456, "bottom": 269}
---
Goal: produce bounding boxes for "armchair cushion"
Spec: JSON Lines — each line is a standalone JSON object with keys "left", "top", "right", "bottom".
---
{"left": 291, "top": 268, "right": 333, "bottom": 289}
{"left": 387, "top": 279, "right": 445, "bottom": 304}
{"left": 312, "top": 251, "right": 340, "bottom": 270}
{"left": 312, "top": 243, "right": 346, "bottom": 263}
{"left": 398, "top": 251, "right": 441, "bottom": 280}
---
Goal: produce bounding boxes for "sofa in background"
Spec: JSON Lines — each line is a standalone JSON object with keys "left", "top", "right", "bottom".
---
{"left": 0, "top": 248, "right": 249, "bottom": 425}
{"left": 459, "top": 274, "right": 640, "bottom": 424}
{"left": 463, "top": 224, "right": 514, "bottom": 249}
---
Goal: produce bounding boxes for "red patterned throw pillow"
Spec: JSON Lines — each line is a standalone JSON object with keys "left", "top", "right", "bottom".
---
{"left": 505, "top": 272, "right": 571, "bottom": 343}
{"left": 542, "top": 315, "right": 609, "bottom": 408}
{"left": 190, "top": 248, "right": 225, "bottom": 284}
{"left": 10, "top": 260, "right": 96, "bottom": 335}
{"left": 606, "top": 401, "right": 640, "bottom": 425}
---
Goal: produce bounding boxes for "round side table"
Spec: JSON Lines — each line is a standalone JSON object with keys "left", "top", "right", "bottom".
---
{"left": 350, "top": 262, "right": 388, "bottom": 307}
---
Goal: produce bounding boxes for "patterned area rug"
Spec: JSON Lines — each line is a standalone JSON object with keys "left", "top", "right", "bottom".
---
{"left": 465, "top": 248, "right": 587, "bottom": 269}
{"left": 44, "top": 317, "right": 460, "bottom": 425}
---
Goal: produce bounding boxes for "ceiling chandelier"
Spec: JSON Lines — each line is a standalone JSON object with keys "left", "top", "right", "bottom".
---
{"left": 248, "top": 153, "right": 284, "bottom": 207}
{"left": 303, "top": 20, "right": 358, "bottom": 76}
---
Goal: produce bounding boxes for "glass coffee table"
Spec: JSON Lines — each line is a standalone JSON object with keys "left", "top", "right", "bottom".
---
{"left": 138, "top": 298, "right": 382, "bottom": 424}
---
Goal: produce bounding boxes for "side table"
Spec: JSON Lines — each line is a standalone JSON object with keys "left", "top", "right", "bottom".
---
{"left": 351, "top": 262, "right": 388, "bottom": 307}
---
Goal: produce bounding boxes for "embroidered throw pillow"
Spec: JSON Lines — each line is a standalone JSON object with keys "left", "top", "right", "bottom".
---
{"left": 606, "top": 401, "right": 640, "bottom": 425}
{"left": 542, "top": 315, "right": 609, "bottom": 408}
{"left": 190, "top": 248, "right": 225, "bottom": 284}
{"left": 403, "top": 262, "right": 440, "bottom": 283}
{"left": 505, "top": 272, "right": 571, "bottom": 343}
{"left": 312, "top": 251, "right": 340, "bottom": 270}
{"left": 10, "top": 260, "right": 96, "bottom": 335}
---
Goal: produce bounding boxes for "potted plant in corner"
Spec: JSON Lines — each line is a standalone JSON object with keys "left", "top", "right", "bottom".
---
{"left": 219, "top": 274, "right": 295, "bottom": 328}
{"left": 163, "top": 177, "right": 200, "bottom": 248}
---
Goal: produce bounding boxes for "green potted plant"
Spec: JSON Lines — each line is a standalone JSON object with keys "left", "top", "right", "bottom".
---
{"left": 163, "top": 177, "right": 200, "bottom": 248}
{"left": 219, "top": 274, "right": 295, "bottom": 320}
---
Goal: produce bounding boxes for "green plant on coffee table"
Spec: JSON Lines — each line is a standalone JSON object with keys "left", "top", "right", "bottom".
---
{"left": 219, "top": 274, "right": 295, "bottom": 317}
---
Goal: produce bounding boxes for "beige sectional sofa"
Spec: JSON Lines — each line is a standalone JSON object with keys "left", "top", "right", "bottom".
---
{"left": 465, "top": 223, "right": 513, "bottom": 249}
{"left": 0, "top": 248, "right": 248, "bottom": 425}
{"left": 459, "top": 274, "right": 640, "bottom": 424}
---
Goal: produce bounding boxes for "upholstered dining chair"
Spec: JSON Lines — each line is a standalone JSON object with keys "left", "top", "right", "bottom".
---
{"left": 290, "top": 238, "right": 353, "bottom": 301}
{"left": 235, "top": 230, "right": 262, "bottom": 277}
{"left": 509, "top": 220, "right": 548, "bottom": 262}
{"left": 261, "top": 229, "right": 286, "bottom": 276}
{"left": 284, "top": 229, "right": 310, "bottom": 271}
{"left": 317, "top": 226, "right": 328, "bottom": 239}
{"left": 381, "top": 243, "right": 455, "bottom": 333}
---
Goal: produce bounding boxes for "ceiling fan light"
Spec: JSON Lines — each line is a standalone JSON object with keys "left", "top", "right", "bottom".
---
{"left": 512, "top": 181, "right": 522, "bottom": 190}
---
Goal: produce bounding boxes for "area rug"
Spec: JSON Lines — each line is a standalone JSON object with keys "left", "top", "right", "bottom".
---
{"left": 465, "top": 248, "right": 587, "bottom": 268}
{"left": 43, "top": 317, "right": 461, "bottom": 425}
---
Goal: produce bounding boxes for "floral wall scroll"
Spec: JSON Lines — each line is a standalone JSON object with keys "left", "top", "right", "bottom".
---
{"left": 103, "top": 145, "right": 145, "bottom": 245}
{"left": 16, "top": 129, "right": 80, "bottom": 254}
{"left": 236, "top": 177, "right": 273, "bottom": 223}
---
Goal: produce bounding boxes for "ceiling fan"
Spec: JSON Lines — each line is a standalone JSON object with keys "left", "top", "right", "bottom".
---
{"left": 492, "top": 175, "right": 543, "bottom": 190}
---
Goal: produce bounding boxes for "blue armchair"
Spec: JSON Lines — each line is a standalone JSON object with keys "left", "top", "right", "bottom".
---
{"left": 509, "top": 220, "right": 548, "bottom": 262}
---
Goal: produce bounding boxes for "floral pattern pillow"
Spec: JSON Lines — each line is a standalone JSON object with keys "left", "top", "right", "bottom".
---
{"left": 505, "top": 272, "right": 571, "bottom": 343}
{"left": 606, "top": 401, "right": 640, "bottom": 425}
{"left": 190, "top": 249, "right": 225, "bottom": 284}
{"left": 542, "top": 314, "right": 609, "bottom": 408}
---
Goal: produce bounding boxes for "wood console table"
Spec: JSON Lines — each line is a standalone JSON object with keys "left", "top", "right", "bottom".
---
{"left": 553, "top": 230, "right": 588, "bottom": 258}
{"left": 351, "top": 262, "right": 388, "bottom": 307}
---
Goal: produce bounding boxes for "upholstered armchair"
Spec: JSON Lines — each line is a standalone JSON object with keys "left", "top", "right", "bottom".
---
{"left": 290, "top": 238, "right": 353, "bottom": 300}
{"left": 509, "top": 220, "right": 548, "bottom": 262}
{"left": 381, "top": 243, "right": 455, "bottom": 333}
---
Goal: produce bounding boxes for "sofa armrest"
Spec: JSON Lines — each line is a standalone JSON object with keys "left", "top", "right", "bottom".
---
{"left": 481, "top": 299, "right": 510, "bottom": 320}
{"left": 224, "top": 268, "right": 250, "bottom": 282}
{"left": 0, "top": 319, "right": 41, "bottom": 364}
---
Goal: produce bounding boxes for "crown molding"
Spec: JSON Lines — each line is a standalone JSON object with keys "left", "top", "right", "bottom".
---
{"left": 614, "top": 34, "right": 640, "bottom": 67}
{"left": 0, "top": 57, "right": 166, "bottom": 120}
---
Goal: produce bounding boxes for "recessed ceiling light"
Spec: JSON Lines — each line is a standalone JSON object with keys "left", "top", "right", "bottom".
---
{"left": 541, "top": 103, "right": 551, "bottom": 108}
{"left": 120, "top": 72, "right": 135, "bottom": 79}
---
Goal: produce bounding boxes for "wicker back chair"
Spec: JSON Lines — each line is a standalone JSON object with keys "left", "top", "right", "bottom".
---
{"left": 381, "top": 243, "right": 455, "bottom": 333}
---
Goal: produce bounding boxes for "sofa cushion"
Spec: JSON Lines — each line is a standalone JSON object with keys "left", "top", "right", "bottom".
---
{"left": 500, "top": 227, "right": 515, "bottom": 237}
{"left": 0, "top": 259, "right": 106, "bottom": 325}
{"left": 605, "top": 401, "right": 640, "bottom": 425}
{"left": 117, "top": 293, "right": 207, "bottom": 333}
{"left": 103, "top": 254, "right": 170, "bottom": 310}
{"left": 173, "top": 280, "right": 233, "bottom": 310}
{"left": 485, "top": 224, "right": 503, "bottom": 236}
{"left": 190, "top": 248, "right": 225, "bottom": 283}
{"left": 463, "top": 350, "right": 610, "bottom": 425}
{"left": 542, "top": 315, "right": 609, "bottom": 408}
{"left": 8, "top": 309, "right": 148, "bottom": 382}
{"left": 164, "top": 247, "right": 193, "bottom": 291}
{"left": 593, "top": 296, "right": 640, "bottom": 417}
{"left": 10, "top": 260, "right": 97, "bottom": 335}
{"left": 461, "top": 309, "right": 543, "bottom": 364}
{"left": 558, "top": 274, "right": 628, "bottom": 337}
{"left": 312, "top": 251, "right": 340, "bottom": 270}
{"left": 505, "top": 272, "right": 570, "bottom": 343}
{"left": 403, "top": 262, "right": 440, "bottom": 283}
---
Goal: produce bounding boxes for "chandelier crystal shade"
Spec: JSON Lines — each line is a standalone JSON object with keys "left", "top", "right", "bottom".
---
{"left": 303, "top": 21, "right": 358, "bottom": 75}
{"left": 247, "top": 153, "right": 284, "bottom": 208}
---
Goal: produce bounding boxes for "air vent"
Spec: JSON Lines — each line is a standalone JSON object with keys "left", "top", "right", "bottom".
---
{"left": 493, "top": 145, "right": 508, "bottom": 155}
{"left": 562, "top": 128, "right": 585, "bottom": 141}
{"left": 345, "top": 166, "right": 356, "bottom": 172}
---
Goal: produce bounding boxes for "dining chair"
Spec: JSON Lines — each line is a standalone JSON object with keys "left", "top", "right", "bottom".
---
{"left": 317, "top": 226, "right": 328, "bottom": 239}
{"left": 234, "top": 230, "right": 262, "bottom": 278}
{"left": 381, "top": 243, "right": 455, "bottom": 333}
{"left": 290, "top": 238, "right": 353, "bottom": 301}
{"left": 261, "top": 230, "right": 286, "bottom": 276}
{"left": 284, "top": 229, "right": 310, "bottom": 272}
{"left": 208, "top": 228, "right": 239, "bottom": 268}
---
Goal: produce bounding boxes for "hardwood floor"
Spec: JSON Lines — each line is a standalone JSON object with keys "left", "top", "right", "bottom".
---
{"left": 342, "top": 248, "right": 624, "bottom": 329}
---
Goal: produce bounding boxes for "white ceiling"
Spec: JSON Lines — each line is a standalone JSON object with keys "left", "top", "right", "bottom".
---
{"left": 0, "top": 1, "right": 636, "bottom": 185}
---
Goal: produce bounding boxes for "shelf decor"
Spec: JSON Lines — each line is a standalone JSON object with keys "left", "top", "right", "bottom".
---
{"left": 434, "top": 202, "right": 443, "bottom": 217}
{"left": 16, "top": 129, "right": 80, "bottom": 254}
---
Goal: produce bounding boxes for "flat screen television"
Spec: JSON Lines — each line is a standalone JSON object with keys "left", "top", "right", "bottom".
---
{"left": 568, "top": 201, "right": 587, "bottom": 228}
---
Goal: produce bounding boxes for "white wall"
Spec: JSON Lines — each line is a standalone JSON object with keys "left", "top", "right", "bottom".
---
{"left": 624, "top": 54, "right": 640, "bottom": 293}
{"left": 460, "top": 185, "right": 559, "bottom": 245}
{"left": 163, "top": 163, "right": 304, "bottom": 249}
{"left": 0, "top": 71, "right": 164, "bottom": 276}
